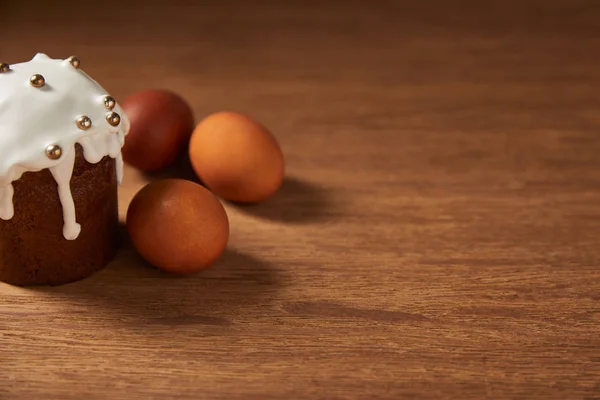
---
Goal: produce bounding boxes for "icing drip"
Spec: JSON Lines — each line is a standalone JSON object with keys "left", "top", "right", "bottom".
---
{"left": 0, "top": 184, "right": 14, "bottom": 220}
{"left": 49, "top": 146, "right": 81, "bottom": 240}
{"left": 0, "top": 53, "right": 129, "bottom": 240}
{"left": 116, "top": 153, "right": 124, "bottom": 184}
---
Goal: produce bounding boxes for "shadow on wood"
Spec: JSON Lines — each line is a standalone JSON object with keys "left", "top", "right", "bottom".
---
{"left": 230, "top": 176, "right": 337, "bottom": 224}
{"left": 141, "top": 151, "right": 200, "bottom": 184}
{"left": 143, "top": 164, "right": 337, "bottom": 225}
{"left": 28, "top": 243, "right": 284, "bottom": 328}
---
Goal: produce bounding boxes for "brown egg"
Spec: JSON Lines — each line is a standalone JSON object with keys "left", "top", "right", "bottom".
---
{"left": 121, "top": 89, "right": 195, "bottom": 172}
{"left": 189, "top": 112, "right": 285, "bottom": 203}
{"left": 126, "top": 179, "right": 229, "bottom": 274}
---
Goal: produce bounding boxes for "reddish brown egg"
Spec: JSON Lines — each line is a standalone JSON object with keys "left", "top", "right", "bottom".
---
{"left": 126, "top": 179, "right": 229, "bottom": 274}
{"left": 189, "top": 112, "right": 285, "bottom": 203}
{"left": 121, "top": 89, "right": 195, "bottom": 172}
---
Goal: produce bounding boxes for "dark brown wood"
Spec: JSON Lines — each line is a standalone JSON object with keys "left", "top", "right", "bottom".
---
{"left": 1, "top": 1, "right": 600, "bottom": 398}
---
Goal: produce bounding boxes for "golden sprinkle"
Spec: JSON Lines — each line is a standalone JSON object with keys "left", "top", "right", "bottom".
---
{"left": 67, "top": 56, "right": 80, "bottom": 69}
{"left": 46, "top": 144, "right": 62, "bottom": 160}
{"left": 0, "top": 63, "right": 9, "bottom": 73}
{"left": 104, "top": 95, "right": 116, "bottom": 110}
{"left": 76, "top": 116, "right": 92, "bottom": 130}
{"left": 106, "top": 112, "right": 121, "bottom": 127}
{"left": 29, "top": 74, "right": 45, "bottom": 88}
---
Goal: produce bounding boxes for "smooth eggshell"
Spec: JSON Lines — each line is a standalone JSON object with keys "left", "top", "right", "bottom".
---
{"left": 121, "top": 89, "right": 195, "bottom": 172}
{"left": 189, "top": 112, "right": 284, "bottom": 203}
{"left": 126, "top": 179, "right": 229, "bottom": 274}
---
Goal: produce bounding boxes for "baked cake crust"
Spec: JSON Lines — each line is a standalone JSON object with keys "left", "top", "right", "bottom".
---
{"left": 0, "top": 146, "right": 118, "bottom": 286}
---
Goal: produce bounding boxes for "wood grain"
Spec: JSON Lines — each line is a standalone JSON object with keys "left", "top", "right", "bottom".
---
{"left": 1, "top": 1, "right": 600, "bottom": 398}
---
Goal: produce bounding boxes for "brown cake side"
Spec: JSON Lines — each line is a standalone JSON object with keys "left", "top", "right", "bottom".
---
{"left": 0, "top": 144, "right": 119, "bottom": 286}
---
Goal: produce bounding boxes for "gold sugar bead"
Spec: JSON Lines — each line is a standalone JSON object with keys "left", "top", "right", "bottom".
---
{"left": 67, "top": 56, "right": 80, "bottom": 69}
{"left": 104, "top": 95, "right": 116, "bottom": 110}
{"left": 30, "top": 74, "right": 45, "bottom": 88}
{"left": 76, "top": 116, "right": 92, "bottom": 130}
{"left": 46, "top": 144, "right": 62, "bottom": 160}
{"left": 106, "top": 112, "right": 121, "bottom": 127}
{"left": 0, "top": 63, "right": 9, "bottom": 73}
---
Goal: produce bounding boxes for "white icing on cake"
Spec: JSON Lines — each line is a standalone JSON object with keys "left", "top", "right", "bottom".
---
{"left": 0, "top": 53, "right": 129, "bottom": 240}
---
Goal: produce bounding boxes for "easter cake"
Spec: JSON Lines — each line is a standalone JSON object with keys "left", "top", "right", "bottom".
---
{"left": 0, "top": 53, "right": 129, "bottom": 286}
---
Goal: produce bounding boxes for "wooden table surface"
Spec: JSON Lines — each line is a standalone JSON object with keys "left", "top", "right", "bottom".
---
{"left": 2, "top": 1, "right": 600, "bottom": 399}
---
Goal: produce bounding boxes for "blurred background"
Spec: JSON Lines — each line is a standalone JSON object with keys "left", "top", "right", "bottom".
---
{"left": 4, "top": 0, "right": 599, "bottom": 125}
{"left": 3, "top": 0, "right": 599, "bottom": 126}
